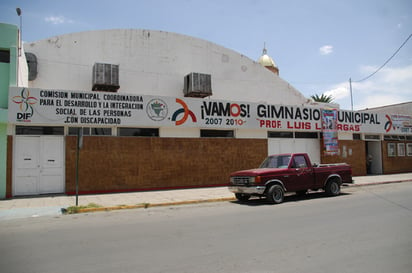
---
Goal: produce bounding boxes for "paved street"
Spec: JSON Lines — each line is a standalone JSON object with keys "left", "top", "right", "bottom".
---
{"left": 1, "top": 172, "right": 411, "bottom": 221}
{"left": 1, "top": 182, "right": 412, "bottom": 273}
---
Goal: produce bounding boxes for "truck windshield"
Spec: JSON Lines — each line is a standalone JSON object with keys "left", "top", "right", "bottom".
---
{"left": 259, "top": 155, "right": 291, "bottom": 169}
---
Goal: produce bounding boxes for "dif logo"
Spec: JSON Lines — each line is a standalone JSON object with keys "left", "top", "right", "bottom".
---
{"left": 12, "top": 88, "right": 38, "bottom": 122}
{"left": 17, "top": 113, "right": 33, "bottom": 121}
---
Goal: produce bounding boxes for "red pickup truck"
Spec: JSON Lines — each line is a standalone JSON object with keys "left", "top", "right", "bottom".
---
{"left": 229, "top": 153, "right": 352, "bottom": 204}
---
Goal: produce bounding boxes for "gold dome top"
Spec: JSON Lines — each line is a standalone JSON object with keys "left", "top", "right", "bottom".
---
{"left": 258, "top": 47, "right": 277, "bottom": 68}
{"left": 258, "top": 45, "right": 279, "bottom": 75}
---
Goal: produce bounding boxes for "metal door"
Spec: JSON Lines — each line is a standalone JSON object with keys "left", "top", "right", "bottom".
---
{"left": 13, "top": 136, "right": 64, "bottom": 196}
{"left": 366, "top": 141, "right": 383, "bottom": 175}
{"left": 268, "top": 138, "right": 320, "bottom": 164}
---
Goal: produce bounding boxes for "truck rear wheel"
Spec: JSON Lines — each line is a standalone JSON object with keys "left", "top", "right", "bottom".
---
{"left": 266, "top": 184, "right": 284, "bottom": 204}
{"left": 325, "top": 179, "right": 341, "bottom": 196}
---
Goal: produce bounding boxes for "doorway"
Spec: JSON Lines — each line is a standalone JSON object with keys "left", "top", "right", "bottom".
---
{"left": 13, "top": 136, "right": 65, "bottom": 196}
{"left": 366, "top": 141, "right": 382, "bottom": 175}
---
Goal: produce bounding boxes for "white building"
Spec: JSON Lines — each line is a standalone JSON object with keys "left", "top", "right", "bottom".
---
{"left": 3, "top": 28, "right": 411, "bottom": 197}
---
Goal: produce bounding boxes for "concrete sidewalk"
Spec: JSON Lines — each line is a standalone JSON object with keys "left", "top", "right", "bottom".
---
{"left": 1, "top": 173, "right": 411, "bottom": 220}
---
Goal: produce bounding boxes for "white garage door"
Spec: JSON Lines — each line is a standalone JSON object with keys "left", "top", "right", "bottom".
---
{"left": 268, "top": 138, "right": 321, "bottom": 165}
{"left": 13, "top": 136, "right": 65, "bottom": 196}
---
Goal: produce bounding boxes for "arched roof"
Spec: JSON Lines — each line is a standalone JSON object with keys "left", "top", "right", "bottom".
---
{"left": 25, "top": 29, "right": 307, "bottom": 105}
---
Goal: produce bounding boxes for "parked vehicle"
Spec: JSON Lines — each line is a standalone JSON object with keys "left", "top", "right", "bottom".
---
{"left": 229, "top": 153, "right": 352, "bottom": 204}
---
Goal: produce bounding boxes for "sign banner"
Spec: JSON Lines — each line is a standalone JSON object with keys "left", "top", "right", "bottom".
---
{"left": 8, "top": 87, "right": 412, "bottom": 135}
{"left": 322, "top": 109, "right": 338, "bottom": 155}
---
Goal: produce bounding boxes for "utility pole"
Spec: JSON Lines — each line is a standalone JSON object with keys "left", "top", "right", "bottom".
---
{"left": 16, "top": 8, "right": 22, "bottom": 57}
{"left": 75, "top": 129, "right": 83, "bottom": 206}
{"left": 349, "top": 78, "right": 353, "bottom": 111}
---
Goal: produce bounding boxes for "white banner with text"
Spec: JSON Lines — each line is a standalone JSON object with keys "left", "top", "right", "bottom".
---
{"left": 8, "top": 87, "right": 412, "bottom": 135}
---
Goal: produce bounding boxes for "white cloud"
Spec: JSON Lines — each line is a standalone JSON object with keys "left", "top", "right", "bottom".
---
{"left": 323, "top": 65, "right": 412, "bottom": 110}
{"left": 324, "top": 85, "right": 349, "bottom": 100}
{"left": 319, "top": 45, "right": 333, "bottom": 55}
{"left": 45, "top": 16, "right": 74, "bottom": 25}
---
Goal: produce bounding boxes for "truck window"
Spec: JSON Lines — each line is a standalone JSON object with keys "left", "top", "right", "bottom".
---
{"left": 292, "top": 155, "right": 308, "bottom": 168}
{"left": 260, "top": 155, "right": 291, "bottom": 168}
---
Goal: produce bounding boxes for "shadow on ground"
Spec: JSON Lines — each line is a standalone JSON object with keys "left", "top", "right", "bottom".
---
{"left": 232, "top": 191, "right": 352, "bottom": 206}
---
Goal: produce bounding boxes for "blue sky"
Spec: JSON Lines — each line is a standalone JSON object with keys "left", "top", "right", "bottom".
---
{"left": 1, "top": 0, "right": 411, "bottom": 110}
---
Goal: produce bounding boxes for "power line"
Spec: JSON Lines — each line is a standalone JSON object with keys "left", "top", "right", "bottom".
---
{"left": 349, "top": 33, "right": 412, "bottom": 111}
{"left": 353, "top": 33, "right": 412, "bottom": 83}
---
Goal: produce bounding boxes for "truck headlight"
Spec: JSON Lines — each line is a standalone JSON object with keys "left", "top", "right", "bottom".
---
{"left": 251, "top": 176, "right": 261, "bottom": 183}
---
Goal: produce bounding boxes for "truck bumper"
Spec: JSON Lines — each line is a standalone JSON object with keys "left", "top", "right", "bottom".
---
{"left": 228, "top": 186, "right": 266, "bottom": 195}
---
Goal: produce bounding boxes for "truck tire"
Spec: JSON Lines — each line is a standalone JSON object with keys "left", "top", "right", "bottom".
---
{"left": 235, "top": 193, "right": 251, "bottom": 202}
{"left": 266, "top": 184, "right": 284, "bottom": 204}
{"left": 325, "top": 179, "right": 341, "bottom": 196}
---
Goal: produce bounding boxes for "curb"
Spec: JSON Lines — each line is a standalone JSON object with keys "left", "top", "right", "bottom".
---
{"left": 344, "top": 179, "right": 412, "bottom": 187}
{"left": 66, "top": 197, "right": 237, "bottom": 214}
{"left": 64, "top": 180, "right": 412, "bottom": 214}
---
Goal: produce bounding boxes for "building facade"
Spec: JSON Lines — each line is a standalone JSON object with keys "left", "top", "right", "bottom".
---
{"left": 0, "top": 23, "right": 28, "bottom": 199}
{"left": 1, "top": 25, "right": 411, "bottom": 198}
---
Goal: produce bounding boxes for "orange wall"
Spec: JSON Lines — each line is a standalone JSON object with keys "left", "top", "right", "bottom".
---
{"left": 6, "top": 136, "right": 411, "bottom": 197}
{"left": 382, "top": 141, "right": 412, "bottom": 174}
{"left": 65, "top": 136, "right": 267, "bottom": 194}
{"left": 6, "top": 136, "right": 13, "bottom": 198}
{"left": 321, "top": 139, "right": 366, "bottom": 176}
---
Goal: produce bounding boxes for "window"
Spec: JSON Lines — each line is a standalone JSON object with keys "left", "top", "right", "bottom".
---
{"left": 16, "top": 126, "right": 64, "bottom": 135}
{"left": 387, "top": 143, "right": 396, "bottom": 157}
{"left": 397, "top": 143, "right": 405, "bottom": 156}
{"left": 407, "top": 143, "right": 412, "bottom": 156}
{"left": 292, "top": 155, "right": 308, "bottom": 168}
{"left": 365, "top": 135, "right": 380, "bottom": 140}
{"left": 268, "top": 131, "right": 293, "bottom": 138}
{"left": 0, "top": 50, "right": 10, "bottom": 63}
{"left": 200, "top": 129, "right": 234, "bottom": 138}
{"left": 68, "top": 127, "right": 111, "bottom": 136}
{"left": 295, "top": 132, "right": 318, "bottom": 139}
{"left": 268, "top": 131, "right": 318, "bottom": 139}
{"left": 117, "top": 128, "right": 159, "bottom": 137}
{"left": 91, "top": 128, "right": 112, "bottom": 136}
{"left": 260, "top": 155, "right": 291, "bottom": 168}
{"left": 384, "top": 135, "right": 402, "bottom": 141}
{"left": 353, "top": 134, "right": 361, "bottom": 140}
{"left": 68, "top": 127, "right": 91, "bottom": 136}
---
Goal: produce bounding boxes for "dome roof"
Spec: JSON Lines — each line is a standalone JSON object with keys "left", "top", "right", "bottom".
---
{"left": 258, "top": 47, "right": 277, "bottom": 68}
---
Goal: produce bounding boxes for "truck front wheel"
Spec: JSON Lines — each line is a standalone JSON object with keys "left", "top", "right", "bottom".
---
{"left": 266, "top": 185, "right": 284, "bottom": 204}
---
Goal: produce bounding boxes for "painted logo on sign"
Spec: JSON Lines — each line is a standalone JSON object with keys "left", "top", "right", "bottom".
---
{"left": 384, "top": 115, "right": 393, "bottom": 133}
{"left": 146, "top": 99, "right": 168, "bottom": 121}
{"left": 12, "top": 88, "right": 38, "bottom": 122}
{"left": 171, "top": 98, "right": 197, "bottom": 125}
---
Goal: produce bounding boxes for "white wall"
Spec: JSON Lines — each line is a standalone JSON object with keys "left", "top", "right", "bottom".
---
{"left": 268, "top": 138, "right": 321, "bottom": 164}
{"left": 160, "top": 127, "right": 199, "bottom": 138}
{"left": 236, "top": 129, "right": 267, "bottom": 139}
{"left": 25, "top": 29, "right": 308, "bottom": 106}
{"left": 362, "top": 102, "right": 412, "bottom": 116}
{"left": 17, "top": 47, "right": 28, "bottom": 87}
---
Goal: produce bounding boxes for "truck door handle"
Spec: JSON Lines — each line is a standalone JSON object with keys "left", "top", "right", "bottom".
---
{"left": 24, "top": 158, "right": 31, "bottom": 161}
{"left": 48, "top": 159, "right": 55, "bottom": 162}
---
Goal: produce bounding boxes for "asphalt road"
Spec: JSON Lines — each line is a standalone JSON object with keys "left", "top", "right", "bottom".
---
{"left": 1, "top": 183, "right": 412, "bottom": 273}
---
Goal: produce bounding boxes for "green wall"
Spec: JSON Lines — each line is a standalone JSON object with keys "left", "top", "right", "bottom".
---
{"left": 0, "top": 23, "right": 19, "bottom": 199}
{"left": 0, "top": 120, "right": 6, "bottom": 199}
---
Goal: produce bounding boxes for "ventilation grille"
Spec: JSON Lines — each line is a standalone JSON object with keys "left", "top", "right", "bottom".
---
{"left": 92, "top": 63, "right": 120, "bottom": 92}
{"left": 25, "top": 52, "right": 38, "bottom": 81}
{"left": 183, "top": 72, "right": 212, "bottom": 98}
